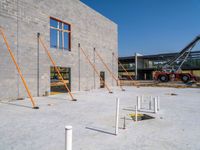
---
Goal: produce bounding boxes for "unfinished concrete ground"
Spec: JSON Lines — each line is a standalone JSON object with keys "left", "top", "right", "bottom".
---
{"left": 0, "top": 86, "right": 200, "bottom": 150}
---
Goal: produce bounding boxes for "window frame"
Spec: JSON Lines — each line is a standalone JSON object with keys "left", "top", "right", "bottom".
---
{"left": 50, "top": 17, "right": 71, "bottom": 51}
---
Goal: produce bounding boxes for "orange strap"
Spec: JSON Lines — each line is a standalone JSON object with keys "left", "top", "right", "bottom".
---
{"left": 80, "top": 46, "right": 113, "bottom": 93}
{"left": 112, "top": 52, "right": 134, "bottom": 80}
{"left": 39, "top": 36, "right": 76, "bottom": 101}
{"left": 95, "top": 50, "right": 125, "bottom": 90}
{"left": 0, "top": 28, "right": 38, "bottom": 109}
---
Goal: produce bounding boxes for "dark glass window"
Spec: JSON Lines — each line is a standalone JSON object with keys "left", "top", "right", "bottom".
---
{"left": 50, "top": 28, "right": 57, "bottom": 48}
{"left": 50, "top": 17, "right": 71, "bottom": 50}
{"left": 59, "top": 31, "right": 63, "bottom": 49}
{"left": 64, "top": 24, "right": 70, "bottom": 30}
{"left": 64, "top": 32, "right": 70, "bottom": 50}
{"left": 50, "top": 19, "right": 57, "bottom": 28}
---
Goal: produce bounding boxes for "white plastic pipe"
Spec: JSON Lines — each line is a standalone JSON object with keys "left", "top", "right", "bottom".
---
{"left": 154, "top": 97, "right": 158, "bottom": 113}
{"left": 137, "top": 96, "right": 141, "bottom": 110}
{"left": 115, "top": 98, "right": 120, "bottom": 135}
{"left": 150, "top": 96, "right": 152, "bottom": 102}
{"left": 135, "top": 105, "right": 138, "bottom": 122}
{"left": 140, "top": 95, "right": 143, "bottom": 109}
{"left": 157, "top": 96, "right": 160, "bottom": 111}
{"left": 65, "top": 126, "right": 72, "bottom": 150}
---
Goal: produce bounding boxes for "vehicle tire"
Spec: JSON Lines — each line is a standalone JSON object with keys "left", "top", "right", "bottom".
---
{"left": 181, "top": 75, "right": 190, "bottom": 83}
{"left": 159, "top": 75, "right": 169, "bottom": 82}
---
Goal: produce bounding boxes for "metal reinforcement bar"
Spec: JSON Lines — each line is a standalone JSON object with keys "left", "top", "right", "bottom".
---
{"left": 38, "top": 34, "right": 77, "bottom": 101}
{"left": 112, "top": 52, "right": 134, "bottom": 81}
{"left": 79, "top": 44, "right": 113, "bottom": 93}
{"left": 0, "top": 28, "right": 39, "bottom": 109}
{"left": 95, "top": 49, "right": 125, "bottom": 91}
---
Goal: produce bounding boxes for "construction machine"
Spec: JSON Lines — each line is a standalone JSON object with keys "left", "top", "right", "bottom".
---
{"left": 154, "top": 35, "right": 200, "bottom": 83}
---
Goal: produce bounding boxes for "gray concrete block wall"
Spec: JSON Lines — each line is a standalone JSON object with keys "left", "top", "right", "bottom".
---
{"left": 0, "top": 0, "right": 118, "bottom": 100}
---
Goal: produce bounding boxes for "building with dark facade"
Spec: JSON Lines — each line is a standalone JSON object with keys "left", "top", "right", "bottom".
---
{"left": 119, "top": 51, "right": 200, "bottom": 80}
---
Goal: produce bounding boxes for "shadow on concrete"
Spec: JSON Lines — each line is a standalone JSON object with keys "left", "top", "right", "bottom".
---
{"left": 46, "top": 96, "right": 71, "bottom": 101}
{"left": 120, "top": 117, "right": 132, "bottom": 121}
{"left": 123, "top": 108, "right": 134, "bottom": 111}
{"left": 0, "top": 101, "right": 32, "bottom": 109}
{"left": 123, "top": 108, "right": 154, "bottom": 113}
{"left": 85, "top": 127, "right": 115, "bottom": 136}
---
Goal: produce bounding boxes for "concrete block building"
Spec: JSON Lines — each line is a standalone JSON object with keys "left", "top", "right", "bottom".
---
{"left": 0, "top": 0, "right": 118, "bottom": 100}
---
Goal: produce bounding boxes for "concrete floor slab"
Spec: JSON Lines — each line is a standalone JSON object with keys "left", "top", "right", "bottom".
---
{"left": 0, "top": 87, "right": 200, "bottom": 150}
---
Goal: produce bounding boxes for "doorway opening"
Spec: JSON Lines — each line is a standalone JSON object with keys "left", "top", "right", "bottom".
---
{"left": 100, "top": 71, "right": 105, "bottom": 88}
{"left": 50, "top": 66, "right": 71, "bottom": 95}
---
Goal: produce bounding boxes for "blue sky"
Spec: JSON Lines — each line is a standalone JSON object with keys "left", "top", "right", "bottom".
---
{"left": 81, "top": 0, "right": 200, "bottom": 57}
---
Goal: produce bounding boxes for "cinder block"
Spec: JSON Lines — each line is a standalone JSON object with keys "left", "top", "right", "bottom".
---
{"left": 0, "top": 0, "right": 118, "bottom": 100}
